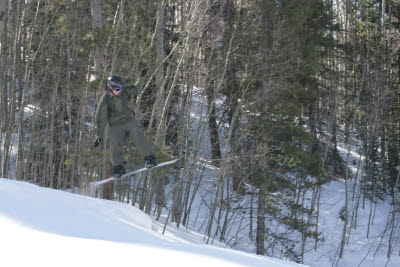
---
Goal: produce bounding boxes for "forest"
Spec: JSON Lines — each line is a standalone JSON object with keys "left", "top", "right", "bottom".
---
{"left": 0, "top": 0, "right": 399, "bottom": 266}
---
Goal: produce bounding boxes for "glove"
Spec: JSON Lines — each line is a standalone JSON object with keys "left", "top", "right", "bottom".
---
{"left": 140, "top": 68, "right": 148, "bottom": 77}
{"left": 94, "top": 138, "right": 101, "bottom": 148}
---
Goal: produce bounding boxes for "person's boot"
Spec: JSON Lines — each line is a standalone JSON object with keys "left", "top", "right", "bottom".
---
{"left": 112, "top": 165, "right": 126, "bottom": 177}
{"left": 144, "top": 155, "right": 157, "bottom": 169}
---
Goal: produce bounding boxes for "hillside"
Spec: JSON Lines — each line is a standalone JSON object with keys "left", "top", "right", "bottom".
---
{"left": 0, "top": 178, "right": 305, "bottom": 267}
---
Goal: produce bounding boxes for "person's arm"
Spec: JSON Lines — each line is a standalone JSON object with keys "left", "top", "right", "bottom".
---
{"left": 125, "top": 69, "right": 148, "bottom": 97}
{"left": 95, "top": 94, "right": 108, "bottom": 140}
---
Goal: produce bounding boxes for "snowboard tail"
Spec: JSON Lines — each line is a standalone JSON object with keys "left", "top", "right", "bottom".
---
{"left": 90, "top": 158, "right": 180, "bottom": 187}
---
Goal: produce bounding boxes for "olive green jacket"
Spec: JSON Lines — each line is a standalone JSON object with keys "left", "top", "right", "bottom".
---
{"left": 95, "top": 75, "right": 146, "bottom": 139}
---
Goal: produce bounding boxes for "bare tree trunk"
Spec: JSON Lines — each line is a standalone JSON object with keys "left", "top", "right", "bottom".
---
{"left": 15, "top": 1, "right": 31, "bottom": 181}
{"left": 153, "top": 0, "right": 166, "bottom": 146}
{"left": 0, "top": 0, "right": 9, "bottom": 133}
{"left": 203, "top": 1, "right": 222, "bottom": 167}
{"left": 150, "top": 1, "right": 172, "bottom": 210}
{"left": 220, "top": 0, "right": 243, "bottom": 192}
{"left": 205, "top": 78, "right": 222, "bottom": 167}
{"left": 0, "top": 0, "right": 7, "bottom": 177}
{"left": 387, "top": 166, "right": 400, "bottom": 259}
{"left": 249, "top": 186, "right": 255, "bottom": 241}
{"left": 2, "top": 0, "right": 22, "bottom": 178}
{"left": 0, "top": 0, "right": 6, "bottom": 41}
{"left": 91, "top": 0, "right": 103, "bottom": 76}
{"left": 103, "top": 168, "right": 114, "bottom": 200}
{"left": 0, "top": 0, "right": 8, "bottom": 134}
{"left": 256, "top": 184, "right": 266, "bottom": 255}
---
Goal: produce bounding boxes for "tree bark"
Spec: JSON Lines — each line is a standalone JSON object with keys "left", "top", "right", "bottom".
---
{"left": 91, "top": 0, "right": 103, "bottom": 76}
{"left": 103, "top": 180, "right": 114, "bottom": 200}
{"left": 153, "top": 0, "right": 166, "bottom": 147}
{"left": 203, "top": 1, "right": 222, "bottom": 167}
{"left": 256, "top": 184, "right": 266, "bottom": 255}
{"left": 205, "top": 79, "right": 222, "bottom": 167}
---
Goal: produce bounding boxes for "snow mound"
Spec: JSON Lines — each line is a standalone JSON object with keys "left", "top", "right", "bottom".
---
{"left": 0, "top": 178, "right": 306, "bottom": 267}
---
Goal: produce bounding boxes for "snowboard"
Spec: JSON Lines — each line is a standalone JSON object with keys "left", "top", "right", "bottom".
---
{"left": 89, "top": 158, "right": 181, "bottom": 187}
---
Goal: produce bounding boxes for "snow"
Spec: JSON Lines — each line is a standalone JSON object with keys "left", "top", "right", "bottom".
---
{"left": 172, "top": 90, "right": 400, "bottom": 267}
{"left": 3, "top": 86, "right": 400, "bottom": 267}
{"left": 305, "top": 180, "right": 400, "bottom": 267}
{"left": 0, "top": 178, "right": 305, "bottom": 267}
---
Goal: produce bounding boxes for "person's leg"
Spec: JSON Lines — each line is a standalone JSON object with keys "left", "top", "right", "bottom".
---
{"left": 127, "top": 118, "right": 154, "bottom": 157}
{"left": 110, "top": 123, "right": 125, "bottom": 167}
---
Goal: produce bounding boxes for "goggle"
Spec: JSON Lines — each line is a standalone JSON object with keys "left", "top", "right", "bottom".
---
{"left": 108, "top": 80, "right": 123, "bottom": 91}
{"left": 112, "top": 87, "right": 122, "bottom": 92}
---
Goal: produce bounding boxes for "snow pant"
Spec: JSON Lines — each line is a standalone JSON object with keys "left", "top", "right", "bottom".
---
{"left": 110, "top": 117, "right": 153, "bottom": 167}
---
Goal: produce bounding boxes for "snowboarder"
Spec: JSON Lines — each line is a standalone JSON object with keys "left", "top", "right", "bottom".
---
{"left": 94, "top": 70, "right": 157, "bottom": 177}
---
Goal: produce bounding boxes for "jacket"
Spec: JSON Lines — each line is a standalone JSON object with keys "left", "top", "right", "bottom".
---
{"left": 95, "top": 75, "right": 146, "bottom": 139}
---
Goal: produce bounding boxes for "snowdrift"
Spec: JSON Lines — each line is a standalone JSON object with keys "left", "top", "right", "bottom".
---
{"left": 0, "top": 178, "right": 305, "bottom": 267}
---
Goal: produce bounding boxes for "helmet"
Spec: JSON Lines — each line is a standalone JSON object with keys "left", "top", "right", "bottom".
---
{"left": 107, "top": 75, "right": 123, "bottom": 91}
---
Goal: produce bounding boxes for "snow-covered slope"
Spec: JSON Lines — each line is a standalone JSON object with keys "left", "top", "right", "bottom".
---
{"left": 0, "top": 178, "right": 305, "bottom": 267}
